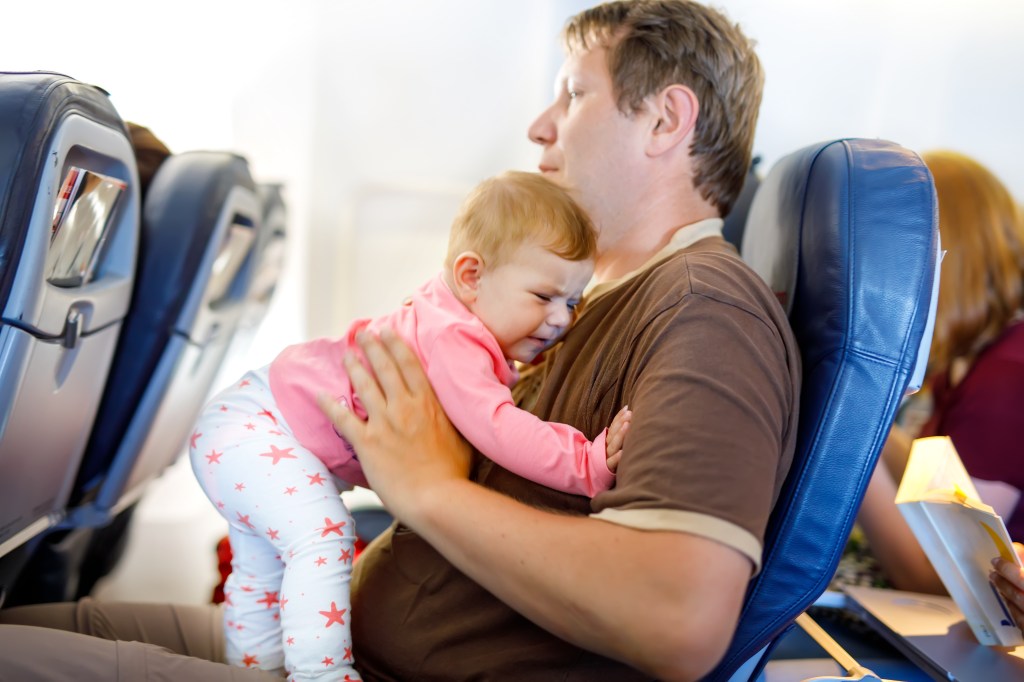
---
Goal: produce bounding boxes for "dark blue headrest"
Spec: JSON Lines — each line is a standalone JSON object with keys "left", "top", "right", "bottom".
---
{"left": 75, "top": 152, "right": 257, "bottom": 498}
{"left": 706, "top": 139, "right": 938, "bottom": 680}
{"left": 0, "top": 72, "right": 127, "bottom": 310}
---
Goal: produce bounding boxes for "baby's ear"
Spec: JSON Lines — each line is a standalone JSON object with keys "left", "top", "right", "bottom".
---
{"left": 452, "top": 251, "right": 485, "bottom": 301}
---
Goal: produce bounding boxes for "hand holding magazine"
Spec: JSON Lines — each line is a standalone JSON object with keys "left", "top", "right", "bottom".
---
{"left": 896, "top": 436, "right": 1024, "bottom": 646}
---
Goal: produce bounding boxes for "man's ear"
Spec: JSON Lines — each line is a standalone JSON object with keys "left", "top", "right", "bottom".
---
{"left": 451, "top": 251, "right": 485, "bottom": 302}
{"left": 646, "top": 84, "right": 699, "bottom": 157}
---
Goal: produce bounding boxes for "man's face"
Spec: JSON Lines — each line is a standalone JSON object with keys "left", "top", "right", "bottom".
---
{"left": 528, "top": 45, "right": 649, "bottom": 249}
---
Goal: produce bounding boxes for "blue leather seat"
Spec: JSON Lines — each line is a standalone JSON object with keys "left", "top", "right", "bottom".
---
{"left": 705, "top": 138, "right": 940, "bottom": 681}
{"left": 5, "top": 150, "right": 270, "bottom": 605}
{"left": 66, "top": 150, "right": 263, "bottom": 526}
{"left": 0, "top": 73, "right": 139, "bottom": 571}
{"left": 721, "top": 157, "right": 761, "bottom": 251}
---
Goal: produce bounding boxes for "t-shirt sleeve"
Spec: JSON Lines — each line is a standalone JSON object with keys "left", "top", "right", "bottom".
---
{"left": 590, "top": 292, "right": 795, "bottom": 571}
{"left": 426, "top": 326, "right": 615, "bottom": 497}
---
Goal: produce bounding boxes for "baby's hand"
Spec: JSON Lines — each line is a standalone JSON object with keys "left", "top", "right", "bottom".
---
{"left": 605, "top": 405, "right": 632, "bottom": 473}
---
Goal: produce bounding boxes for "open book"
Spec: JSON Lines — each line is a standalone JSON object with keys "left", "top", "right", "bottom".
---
{"left": 896, "top": 436, "right": 1024, "bottom": 646}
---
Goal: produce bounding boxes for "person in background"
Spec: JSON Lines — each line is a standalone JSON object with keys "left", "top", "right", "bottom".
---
{"left": 0, "top": 2, "right": 800, "bottom": 679}
{"left": 854, "top": 150, "right": 1024, "bottom": 594}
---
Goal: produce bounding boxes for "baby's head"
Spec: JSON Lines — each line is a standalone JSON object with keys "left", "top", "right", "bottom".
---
{"left": 444, "top": 171, "right": 596, "bottom": 363}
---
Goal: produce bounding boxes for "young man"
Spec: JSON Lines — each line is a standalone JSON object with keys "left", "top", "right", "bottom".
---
{"left": 0, "top": 2, "right": 799, "bottom": 680}
{"left": 328, "top": 2, "right": 799, "bottom": 680}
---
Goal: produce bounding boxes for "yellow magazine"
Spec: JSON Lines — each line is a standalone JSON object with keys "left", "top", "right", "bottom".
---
{"left": 896, "top": 436, "right": 1023, "bottom": 647}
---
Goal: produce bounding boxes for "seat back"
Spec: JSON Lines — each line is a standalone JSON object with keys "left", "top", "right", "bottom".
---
{"left": 0, "top": 72, "right": 138, "bottom": 559}
{"left": 721, "top": 157, "right": 761, "bottom": 251}
{"left": 67, "top": 151, "right": 261, "bottom": 525}
{"left": 706, "top": 138, "right": 940, "bottom": 681}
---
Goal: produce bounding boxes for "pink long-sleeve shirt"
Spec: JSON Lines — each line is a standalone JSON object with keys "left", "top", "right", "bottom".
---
{"left": 268, "top": 273, "right": 613, "bottom": 496}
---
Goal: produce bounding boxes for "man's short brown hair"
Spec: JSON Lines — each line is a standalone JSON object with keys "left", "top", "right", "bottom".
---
{"left": 564, "top": 0, "right": 763, "bottom": 217}
{"left": 445, "top": 171, "right": 596, "bottom": 270}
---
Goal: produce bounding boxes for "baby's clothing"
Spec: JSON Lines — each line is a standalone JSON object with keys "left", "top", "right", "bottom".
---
{"left": 269, "top": 272, "right": 614, "bottom": 496}
{"left": 192, "top": 272, "right": 614, "bottom": 680}
{"left": 190, "top": 367, "right": 359, "bottom": 682}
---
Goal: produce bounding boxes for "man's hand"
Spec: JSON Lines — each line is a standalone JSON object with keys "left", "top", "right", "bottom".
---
{"left": 316, "top": 327, "right": 472, "bottom": 519}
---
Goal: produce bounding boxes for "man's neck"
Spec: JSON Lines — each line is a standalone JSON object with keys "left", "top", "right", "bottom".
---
{"left": 594, "top": 211, "right": 719, "bottom": 283}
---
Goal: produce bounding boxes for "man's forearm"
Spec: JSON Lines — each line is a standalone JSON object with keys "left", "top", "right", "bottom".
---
{"left": 395, "top": 477, "right": 751, "bottom": 681}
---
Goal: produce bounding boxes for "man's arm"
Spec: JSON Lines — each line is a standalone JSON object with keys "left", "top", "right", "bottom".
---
{"left": 319, "top": 328, "right": 751, "bottom": 681}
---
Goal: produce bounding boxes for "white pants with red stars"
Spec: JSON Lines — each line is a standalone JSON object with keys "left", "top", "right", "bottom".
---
{"left": 189, "top": 365, "right": 361, "bottom": 682}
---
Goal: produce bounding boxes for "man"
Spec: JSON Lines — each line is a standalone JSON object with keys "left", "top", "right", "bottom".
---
{"left": 0, "top": 2, "right": 799, "bottom": 680}
{"left": 328, "top": 2, "right": 799, "bottom": 679}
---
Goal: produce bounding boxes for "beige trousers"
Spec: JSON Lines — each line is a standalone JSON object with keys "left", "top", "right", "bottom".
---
{"left": 0, "top": 598, "right": 283, "bottom": 681}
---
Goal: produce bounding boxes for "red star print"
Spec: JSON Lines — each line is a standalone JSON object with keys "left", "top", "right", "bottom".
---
{"left": 319, "top": 601, "right": 347, "bottom": 628}
{"left": 205, "top": 449, "right": 222, "bottom": 464}
{"left": 268, "top": 429, "right": 283, "bottom": 436}
{"left": 322, "top": 656, "right": 335, "bottom": 667}
{"left": 266, "top": 528, "right": 280, "bottom": 540}
{"left": 317, "top": 517, "right": 346, "bottom": 537}
{"left": 237, "top": 512, "right": 255, "bottom": 530}
{"left": 315, "top": 556, "right": 327, "bottom": 567}
{"left": 307, "top": 473, "right": 326, "bottom": 486}
{"left": 239, "top": 379, "right": 251, "bottom": 388}
{"left": 257, "top": 409, "right": 278, "bottom": 425}
{"left": 257, "top": 590, "right": 280, "bottom": 609}
{"left": 190, "top": 430, "right": 202, "bottom": 449}
{"left": 260, "top": 444, "right": 298, "bottom": 465}
{"left": 236, "top": 623, "right": 244, "bottom": 631}
{"left": 219, "top": 405, "right": 229, "bottom": 412}
{"left": 217, "top": 501, "right": 225, "bottom": 509}
{"left": 242, "top": 653, "right": 258, "bottom": 667}
{"left": 234, "top": 482, "right": 246, "bottom": 492}
{"left": 344, "top": 646, "right": 353, "bottom": 662}
{"left": 344, "top": 676, "right": 357, "bottom": 681}
{"left": 284, "top": 486, "right": 297, "bottom": 496}
{"left": 241, "top": 585, "right": 255, "bottom": 592}
{"left": 244, "top": 422, "right": 256, "bottom": 431}
{"left": 280, "top": 597, "right": 288, "bottom": 610}
{"left": 224, "top": 592, "right": 233, "bottom": 606}
{"left": 286, "top": 636, "right": 295, "bottom": 645}
{"left": 338, "top": 548, "right": 353, "bottom": 563}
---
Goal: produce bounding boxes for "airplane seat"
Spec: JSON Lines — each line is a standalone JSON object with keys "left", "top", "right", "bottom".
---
{"left": 0, "top": 72, "right": 139, "bottom": 603}
{"left": 65, "top": 150, "right": 263, "bottom": 528}
{"left": 721, "top": 156, "right": 761, "bottom": 251}
{"left": 705, "top": 138, "right": 940, "bottom": 681}
{"left": 249, "top": 183, "right": 288, "bottom": 322}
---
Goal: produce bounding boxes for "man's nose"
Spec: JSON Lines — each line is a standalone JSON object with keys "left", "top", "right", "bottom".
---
{"left": 528, "top": 103, "right": 557, "bottom": 146}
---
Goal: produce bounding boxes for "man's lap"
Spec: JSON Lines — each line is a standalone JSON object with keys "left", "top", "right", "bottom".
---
{"left": 0, "top": 599, "right": 281, "bottom": 681}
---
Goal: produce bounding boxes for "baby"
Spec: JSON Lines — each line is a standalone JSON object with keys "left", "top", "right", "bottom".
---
{"left": 189, "top": 170, "right": 630, "bottom": 681}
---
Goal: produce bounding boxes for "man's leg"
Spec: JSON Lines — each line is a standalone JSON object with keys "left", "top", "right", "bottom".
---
{"left": 0, "top": 598, "right": 225, "bottom": 658}
{"left": 0, "top": 600, "right": 281, "bottom": 681}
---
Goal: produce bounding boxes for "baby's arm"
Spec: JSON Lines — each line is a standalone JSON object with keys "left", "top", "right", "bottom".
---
{"left": 605, "top": 405, "right": 632, "bottom": 473}
{"left": 427, "top": 329, "right": 624, "bottom": 497}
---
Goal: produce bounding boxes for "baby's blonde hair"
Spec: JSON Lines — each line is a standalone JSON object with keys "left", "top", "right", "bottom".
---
{"left": 445, "top": 171, "right": 596, "bottom": 269}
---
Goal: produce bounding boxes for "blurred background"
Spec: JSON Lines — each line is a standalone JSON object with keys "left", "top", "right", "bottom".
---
{"left": 2, "top": 0, "right": 1021, "bottom": 604}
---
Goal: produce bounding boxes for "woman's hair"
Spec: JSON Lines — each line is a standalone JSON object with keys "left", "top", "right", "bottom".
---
{"left": 562, "top": 0, "right": 763, "bottom": 218}
{"left": 924, "top": 150, "right": 1024, "bottom": 376}
{"left": 445, "top": 171, "right": 596, "bottom": 269}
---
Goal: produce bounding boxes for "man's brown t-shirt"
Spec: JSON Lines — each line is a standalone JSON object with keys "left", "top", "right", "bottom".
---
{"left": 351, "top": 237, "right": 801, "bottom": 680}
